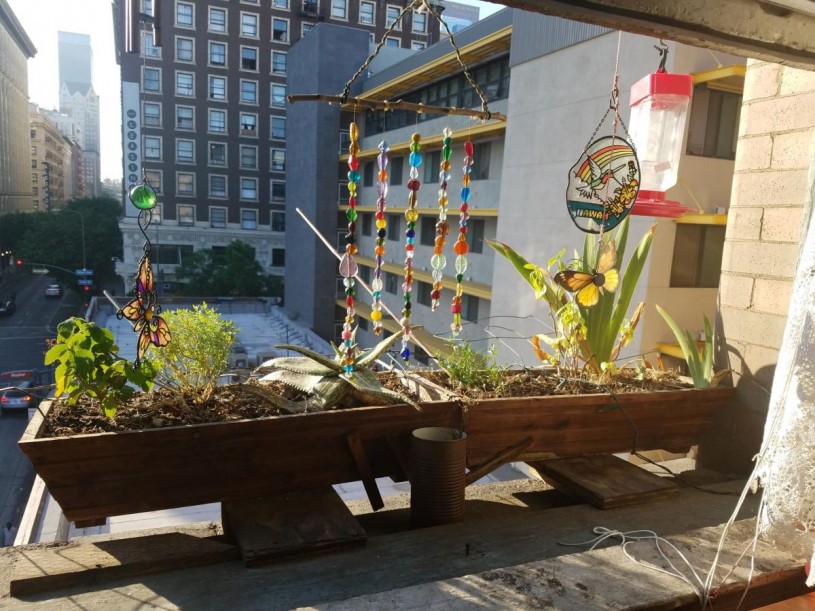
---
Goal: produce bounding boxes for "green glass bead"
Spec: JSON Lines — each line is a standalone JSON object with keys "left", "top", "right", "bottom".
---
{"left": 443, "top": 137, "right": 452, "bottom": 146}
{"left": 443, "top": 146, "right": 453, "bottom": 161}
{"left": 456, "top": 273, "right": 464, "bottom": 283}
{"left": 407, "top": 221, "right": 416, "bottom": 229}
{"left": 346, "top": 209, "right": 358, "bottom": 222}
{"left": 409, "top": 142, "right": 421, "bottom": 153}
{"left": 129, "top": 184, "right": 157, "bottom": 210}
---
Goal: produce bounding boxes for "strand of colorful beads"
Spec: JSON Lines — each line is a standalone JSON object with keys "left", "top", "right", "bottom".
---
{"left": 400, "top": 132, "right": 422, "bottom": 361}
{"left": 339, "top": 121, "right": 361, "bottom": 371}
{"left": 451, "top": 139, "right": 474, "bottom": 336}
{"left": 370, "top": 141, "right": 389, "bottom": 335}
{"left": 431, "top": 128, "right": 453, "bottom": 311}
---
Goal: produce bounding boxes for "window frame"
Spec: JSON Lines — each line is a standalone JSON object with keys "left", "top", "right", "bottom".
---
{"left": 271, "top": 51, "right": 287, "bottom": 74}
{"left": 175, "top": 138, "right": 195, "bottom": 164}
{"left": 145, "top": 169, "right": 162, "bottom": 194}
{"left": 209, "top": 75, "right": 227, "bottom": 101}
{"left": 144, "top": 135, "right": 162, "bottom": 160}
{"left": 208, "top": 41, "right": 227, "bottom": 67}
{"left": 208, "top": 6, "right": 227, "bottom": 33}
{"left": 271, "top": 247, "right": 286, "bottom": 266}
{"left": 272, "top": 0, "right": 289, "bottom": 8}
{"left": 208, "top": 109, "right": 226, "bottom": 134}
{"left": 240, "top": 79, "right": 259, "bottom": 104}
{"left": 175, "top": 1, "right": 194, "bottom": 28}
{"left": 177, "top": 204, "right": 195, "bottom": 227}
{"left": 143, "top": 66, "right": 161, "bottom": 93}
{"left": 175, "top": 36, "right": 194, "bottom": 62}
{"left": 175, "top": 70, "right": 195, "bottom": 97}
{"left": 240, "top": 112, "right": 258, "bottom": 135}
{"left": 143, "top": 101, "right": 161, "bottom": 127}
{"left": 240, "top": 144, "right": 259, "bottom": 169}
{"left": 240, "top": 12, "right": 260, "bottom": 38}
{"left": 240, "top": 45, "right": 259, "bottom": 71}
{"left": 143, "top": 31, "right": 161, "bottom": 58}
{"left": 176, "top": 172, "right": 196, "bottom": 197}
{"left": 331, "top": 0, "right": 348, "bottom": 20}
{"left": 271, "top": 84, "right": 287, "bottom": 107}
{"left": 210, "top": 206, "right": 227, "bottom": 228}
{"left": 271, "top": 179, "right": 286, "bottom": 201}
{"left": 270, "top": 148, "right": 286, "bottom": 172}
{"left": 209, "top": 174, "right": 228, "bottom": 199}
{"left": 240, "top": 177, "right": 259, "bottom": 201}
{"left": 272, "top": 17, "right": 290, "bottom": 43}
{"left": 385, "top": 4, "right": 401, "bottom": 29}
{"left": 359, "top": 1, "right": 375, "bottom": 25}
{"left": 271, "top": 211, "right": 286, "bottom": 232}
{"left": 271, "top": 116, "right": 286, "bottom": 140}
{"left": 385, "top": 37, "right": 400, "bottom": 48}
{"left": 208, "top": 141, "right": 227, "bottom": 166}
{"left": 412, "top": 10, "right": 426, "bottom": 33}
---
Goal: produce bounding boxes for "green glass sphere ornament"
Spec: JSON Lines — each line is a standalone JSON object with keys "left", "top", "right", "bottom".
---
{"left": 129, "top": 184, "right": 157, "bottom": 210}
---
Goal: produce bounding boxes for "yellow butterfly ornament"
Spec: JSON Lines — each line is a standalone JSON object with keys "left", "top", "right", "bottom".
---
{"left": 554, "top": 240, "right": 619, "bottom": 308}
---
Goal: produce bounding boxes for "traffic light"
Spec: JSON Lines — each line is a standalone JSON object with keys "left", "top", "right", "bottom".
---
{"left": 83, "top": 285, "right": 91, "bottom": 292}
{"left": 15, "top": 258, "right": 22, "bottom": 266}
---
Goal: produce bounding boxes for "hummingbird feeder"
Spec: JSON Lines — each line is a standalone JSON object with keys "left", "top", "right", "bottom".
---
{"left": 628, "top": 43, "right": 694, "bottom": 218}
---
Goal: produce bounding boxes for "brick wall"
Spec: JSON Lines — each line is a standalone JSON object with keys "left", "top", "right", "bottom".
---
{"left": 699, "top": 60, "right": 815, "bottom": 472}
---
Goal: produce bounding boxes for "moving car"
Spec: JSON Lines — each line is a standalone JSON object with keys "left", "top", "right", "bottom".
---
{"left": 0, "top": 371, "right": 38, "bottom": 413}
{"left": 45, "top": 284, "right": 63, "bottom": 297}
{"left": 0, "top": 300, "right": 15, "bottom": 316}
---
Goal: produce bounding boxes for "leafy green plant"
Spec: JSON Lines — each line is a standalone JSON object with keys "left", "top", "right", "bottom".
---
{"left": 488, "top": 218, "right": 654, "bottom": 374}
{"left": 437, "top": 341, "right": 506, "bottom": 390}
{"left": 45, "top": 317, "right": 157, "bottom": 418}
{"left": 145, "top": 303, "right": 238, "bottom": 402}
{"left": 255, "top": 331, "right": 417, "bottom": 411}
{"left": 656, "top": 305, "right": 717, "bottom": 389}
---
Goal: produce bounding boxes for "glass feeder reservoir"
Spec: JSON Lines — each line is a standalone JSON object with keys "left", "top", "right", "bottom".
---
{"left": 628, "top": 71, "right": 693, "bottom": 216}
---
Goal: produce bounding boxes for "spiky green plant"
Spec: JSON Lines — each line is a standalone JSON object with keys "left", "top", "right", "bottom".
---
{"left": 656, "top": 306, "right": 723, "bottom": 389}
{"left": 255, "top": 332, "right": 417, "bottom": 411}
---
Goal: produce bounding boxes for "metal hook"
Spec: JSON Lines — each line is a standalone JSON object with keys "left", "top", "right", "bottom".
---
{"left": 654, "top": 39, "right": 669, "bottom": 73}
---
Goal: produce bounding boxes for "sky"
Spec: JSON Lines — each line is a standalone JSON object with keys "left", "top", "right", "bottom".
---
{"left": 7, "top": 0, "right": 505, "bottom": 181}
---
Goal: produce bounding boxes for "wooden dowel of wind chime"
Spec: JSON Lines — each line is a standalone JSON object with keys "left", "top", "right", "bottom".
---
{"left": 295, "top": 207, "right": 438, "bottom": 364}
{"left": 287, "top": 94, "right": 507, "bottom": 122}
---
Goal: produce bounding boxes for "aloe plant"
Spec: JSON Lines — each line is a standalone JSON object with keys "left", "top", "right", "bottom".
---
{"left": 656, "top": 306, "right": 715, "bottom": 389}
{"left": 254, "top": 332, "right": 417, "bottom": 411}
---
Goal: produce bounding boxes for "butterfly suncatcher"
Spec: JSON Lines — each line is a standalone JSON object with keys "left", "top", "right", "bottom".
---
{"left": 118, "top": 253, "right": 171, "bottom": 364}
{"left": 554, "top": 240, "right": 619, "bottom": 308}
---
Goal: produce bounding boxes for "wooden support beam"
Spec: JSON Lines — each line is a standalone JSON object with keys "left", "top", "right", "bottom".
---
{"left": 345, "top": 430, "right": 385, "bottom": 511}
{"left": 465, "top": 436, "right": 534, "bottom": 486}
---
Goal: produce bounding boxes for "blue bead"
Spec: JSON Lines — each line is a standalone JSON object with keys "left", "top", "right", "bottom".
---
{"left": 406, "top": 237, "right": 414, "bottom": 245}
{"left": 347, "top": 170, "right": 361, "bottom": 182}
{"left": 409, "top": 152, "right": 423, "bottom": 167}
{"left": 344, "top": 365, "right": 353, "bottom": 372}
{"left": 400, "top": 348, "right": 411, "bottom": 359}
{"left": 461, "top": 187, "right": 471, "bottom": 202}
{"left": 406, "top": 229, "right": 415, "bottom": 238}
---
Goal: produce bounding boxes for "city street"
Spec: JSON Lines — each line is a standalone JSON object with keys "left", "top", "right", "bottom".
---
{"left": 0, "top": 272, "right": 81, "bottom": 536}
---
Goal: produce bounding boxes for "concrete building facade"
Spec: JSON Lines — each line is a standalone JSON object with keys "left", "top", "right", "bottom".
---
{"left": 112, "top": 0, "right": 442, "bottom": 295}
{"left": 29, "top": 104, "right": 73, "bottom": 211}
{"left": 0, "top": 0, "right": 36, "bottom": 215}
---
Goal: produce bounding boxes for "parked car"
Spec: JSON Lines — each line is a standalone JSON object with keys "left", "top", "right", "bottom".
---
{"left": 0, "top": 300, "right": 15, "bottom": 316}
{"left": 0, "top": 370, "right": 39, "bottom": 413}
{"left": 227, "top": 344, "right": 249, "bottom": 369}
{"left": 44, "top": 284, "right": 63, "bottom": 297}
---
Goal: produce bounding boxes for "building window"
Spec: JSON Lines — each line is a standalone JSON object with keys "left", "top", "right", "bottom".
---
{"left": 271, "top": 84, "right": 286, "bottom": 107}
{"left": 32, "top": 186, "right": 38, "bottom": 195}
{"left": 209, "top": 142, "right": 226, "bottom": 165}
{"left": 361, "top": 212, "right": 372, "bottom": 236}
{"left": 176, "top": 1, "right": 194, "bottom": 27}
{"left": 209, "top": 76, "right": 226, "bottom": 100}
{"left": 31, "top": 146, "right": 36, "bottom": 155}
{"left": 240, "top": 79, "right": 258, "bottom": 104}
{"left": 302, "top": 0, "right": 318, "bottom": 14}
{"left": 272, "top": 18, "right": 289, "bottom": 42}
{"left": 687, "top": 85, "right": 741, "bottom": 160}
{"left": 241, "top": 46, "right": 258, "bottom": 71}
{"left": 271, "top": 116, "right": 286, "bottom": 140}
{"left": 417, "top": 281, "right": 432, "bottom": 306}
{"left": 210, "top": 207, "right": 227, "bottom": 228}
{"left": 242, "top": 209, "right": 258, "bottom": 229}
{"left": 670, "top": 224, "right": 725, "bottom": 287}
{"left": 359, "top": 1, "right": 374, "bottom": 24}
{"left": 143, "top": 32, "right": 160, "bottom": 57}
{"left": 386, "top": 5, "right": 401, "bottom": 29}
{"left": 208, "top": 109, "right": 226, "bottom": 133}
{"left": 387, "top": 213, "right": 400, "bottom": 240}
{"left": 272, "top": 51, "right": 287, "bottom": 74}
{"left": 142, "top": 0, "right": 153, "bottom": 14}
{"left": 210, "top": 175, "right": 227, "bottom": 198}
{"left": 240, "top": 113, "right": 257, "bottom": 134}
{"left": 145, "top": 169, "right": 162, "bottom": 193}
{"left": 176, "top": 106, "right": 194, "bottom": 130}
{"left": 241, "top": 178, "right": 258, "bottom": 200}
{"left": 412, "top": 11, "right": 426, "bottom": 33}
{"left": 463, "top": 295, "right": 479, "bottom": 322}
{"left": 468, "top": 218, "right": 485, "bottom": 254}
{"left": 302, "top": 22, "right": 315, "bottom": 36}
{"left": 177, "top": 204, "right": 195, "bottom": 224}
{"left": 272, "top": 211, "right": 286, "bottom": 232}
{"left": 240, "top": 145, "right": 258, "bottom": 169}
{"left": 271, "top": 180, "right": 286, "bottom": 201}
{"left": 208, "top": 7, "right": 226, "bottom": 32}
{"left": 209, "top": 42, "right": 226, "bottom": 66}
{"left": 176, "top": 37, "right": 194, "bottom": 62}
{"left": 423, "top": 150, "right": 440, "bottom": 183}
{"left": 272, "top": 247, "right": 286, "bottom": 266}
{"left": 144, "top": 102, "right": 161, "bottom": 126}
{"left": 420, "top": 216, "right": 436, "bottom": 246}
{"left": 31, "top": 159, "right": 37, "bottom": 169}
{"left": 363, "top": 161, "right": 374, "bottom": 186}
{"left": 144, "top": 136, "right": 161, "bottom": 160}
{"left": 143, "top": 67, "right": 160, "bottom": 92}
{"left": 241, "top": 12, "right": 259, "bottom": 37}
{"left": 176, "top": 71, "right": 194, "bottom": 96}
{"left": 177, "top": 173, "right": 195, "bottom": 196}
{"left": 411, "top": 41, "right": 426, "bottom": 51}
{"left": 390, "top": 157, "right": 403, "bottom": 185}
{"left": 386, "top": 37, "right": 400, "bottom": 48}
{"left": 271, "top": 148, "right": 286, "bottom": 172}
{"left": 385, "top": 271, "right": 398, "bottom": 294}
{"left": 472, "top": 142, "right": 491, "bottom": 180}
{"left": 331, "top": 0, "right": 347, "bottom": 19}
{"left": 273, "top": 0, "right": 289, "bottom": 7}
{"left": 176, "top": 139, "right": 194, "bottom": 163}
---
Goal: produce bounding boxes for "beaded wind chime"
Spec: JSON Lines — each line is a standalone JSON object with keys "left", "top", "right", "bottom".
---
{"left": 288, "top": 0, "right": 507, "bottom": 365}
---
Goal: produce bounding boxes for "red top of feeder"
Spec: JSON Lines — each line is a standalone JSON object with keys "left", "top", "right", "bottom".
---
{"left": 630, "top": 72, "right": 693, "bottom": 107}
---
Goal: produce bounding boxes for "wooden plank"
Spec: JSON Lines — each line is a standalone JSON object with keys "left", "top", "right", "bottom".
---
{"left": 345, "top": 430, "right": 384, "bottom": 511}
{"left": 528, "top": 454, "right": 679, "bottom": 509}
{"left": 465, "top": 436, "right": 534, "bottom": 485}
{"left": 221, "top": 487, "right": 366, "bottom": 567}
{"left": 9, "top": 532, "right": 239, "bottom": 596}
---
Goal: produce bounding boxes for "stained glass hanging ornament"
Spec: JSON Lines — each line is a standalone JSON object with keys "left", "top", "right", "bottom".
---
{"left": 399, "top": 132, "right": 422, "bottom": 361}
{"left": 371, "top": 140, "right": 389, "bottom": 335}
{"left": 431, "top": 127, "right": 453, "bottom": 311}
{"left": 118, "top": 177, "right": 170, "bottom": 366}
{"left": 451, "top": 139, "right": 474, "bottom": 336}
{"left": 339, "top": 121, "right": 361, "bottom": 372}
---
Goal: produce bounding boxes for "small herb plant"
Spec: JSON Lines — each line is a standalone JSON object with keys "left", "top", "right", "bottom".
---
{"left": 437, "top": 341, "right": 506, "bottom": 391}
{"left": 656, "top": 306, "right": 725, "bottom": 389}
{"left": 146, "top": 303, "right": 238, "bottom": 403}
{"left": 45, "top": 317, "right": 157, "bottom": 419}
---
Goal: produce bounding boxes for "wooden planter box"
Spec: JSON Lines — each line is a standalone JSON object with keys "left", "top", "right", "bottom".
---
{"left": 19, "top": 384, "right": 733, "bottom": 526}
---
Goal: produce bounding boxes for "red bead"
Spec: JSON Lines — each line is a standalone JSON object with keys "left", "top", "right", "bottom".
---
{"left": 451, "top": 303, "right": 462, "bottom": 314}
{"left": 464, "top": 141, "right": 474, "bottom": 157}
{"left": 376, "top": 211, "right": 385, "bottom": 220}
{"left": 406, "top": 244, "right": 414, "bottom": 252}
{"left": 349, "top": 157, "right": 359, "bottom": 170}
{"left": 408, "top": 179, "right": 421, "bottom": 191}
{"left": 346, "top": 296, "right": 354, "bottom": 307}
{"left": 461, "top": 203, "right": 468, "bottom": 212}
{"left": 431, "top": 290, "right": 441, "bottom": 300}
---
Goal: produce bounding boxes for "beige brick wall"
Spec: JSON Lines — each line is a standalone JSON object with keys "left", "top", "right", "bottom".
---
{"left": 701, "top": 60, "right": 815, "bottom": 471}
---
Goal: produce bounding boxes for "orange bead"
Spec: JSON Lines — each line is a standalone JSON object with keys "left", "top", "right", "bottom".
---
{"left": 346, "top": 244, "right": 358, "bottom": 255}
{"left": 375, "top": 245, "right": 385, "bottom": 255}
{"left": 453, "top": 241, "right": 469, "bottom": 255}
{"left": 434, "top": 246, "right": 443, "bottom": 255}
{"left": 462, "top": 174, "right": 470, "bottom": 186}
{"left": 379, "top": 170, "right": 387, "bottom": 181}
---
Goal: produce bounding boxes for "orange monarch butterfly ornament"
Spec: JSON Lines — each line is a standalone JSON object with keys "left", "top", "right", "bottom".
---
{"left": 118, "top": 254, "right": 171, "bottom": 364}
{"left": 554, "top": 240, "right": 619, "bottom": 308}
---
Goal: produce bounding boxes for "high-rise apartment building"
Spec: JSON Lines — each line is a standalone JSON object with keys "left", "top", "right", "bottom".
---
{"left": 30, "top": 104, "right": 77, "bottom": 210}
{"left": 113, "top": 0, "right": 441, "bottom": 294}
{"left": 58, "top": 31, "right": 100, "bottom": 197}
{"left": 0, "top": 0, "right": 36, "bottom": 215}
